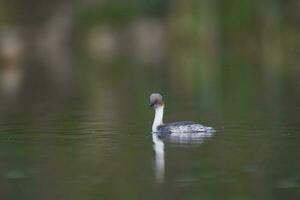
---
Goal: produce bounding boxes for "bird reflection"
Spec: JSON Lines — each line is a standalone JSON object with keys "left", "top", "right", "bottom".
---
{"left": 152, "top": 133, "right": 165, "bottom": 183}
{"left": 152, "top": 131, "right": 215, "bottom": 183}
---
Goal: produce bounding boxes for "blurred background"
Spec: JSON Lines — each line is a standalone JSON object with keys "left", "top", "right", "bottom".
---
{"left": 0, "top": 0, "right": 300, "bottom": 200}
{"left": 1, "top": 0, "right": 300, "bottom": 109}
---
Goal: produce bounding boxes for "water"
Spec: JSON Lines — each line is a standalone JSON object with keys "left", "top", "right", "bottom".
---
{"left": 1, "top": 1, "right": 300, "bottom": 198}
{"left": 0, "top": 93, "right": 299, "bottom": 200}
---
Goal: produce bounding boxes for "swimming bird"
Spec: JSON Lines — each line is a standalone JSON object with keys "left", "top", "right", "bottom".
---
{"left": 150, "top": 93, "right": 215, "bottom": 135}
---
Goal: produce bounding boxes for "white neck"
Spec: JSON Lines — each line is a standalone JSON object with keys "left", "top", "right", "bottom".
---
{"left": 152, "top": 105, "right": 164, "bottom": 132}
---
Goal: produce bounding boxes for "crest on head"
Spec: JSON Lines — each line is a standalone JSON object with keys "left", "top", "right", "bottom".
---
{"left": 150, "top": 93, "right": 164, "bottom": 109}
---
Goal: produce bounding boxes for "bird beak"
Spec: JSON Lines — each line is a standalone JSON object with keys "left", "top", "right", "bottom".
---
{"left": 149, "top": 103, "right": 154, "bottom": 108}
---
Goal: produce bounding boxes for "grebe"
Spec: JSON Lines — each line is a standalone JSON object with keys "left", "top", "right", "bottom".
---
{"left": 150, "top": 93, "right": 215, "bottom": 135}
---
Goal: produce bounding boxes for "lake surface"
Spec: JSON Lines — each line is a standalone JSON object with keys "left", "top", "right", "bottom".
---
{"left": 1, "top": 0, "right": 300, "bottom": 199}
{"left": 0, "top": 89, "right": 299, "bottom": 200}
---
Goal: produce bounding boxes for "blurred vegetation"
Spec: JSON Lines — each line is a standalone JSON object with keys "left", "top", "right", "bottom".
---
{"left": 0, "top": 0, "right": 299, "bottom": 118}
{"left": 0, "top": 0, "right": 299, "bottom": 122}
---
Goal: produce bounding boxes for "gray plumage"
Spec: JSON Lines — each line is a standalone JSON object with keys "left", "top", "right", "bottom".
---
{"left": 149, "top": 93, "right": 215, "bottom": 136}
{"left": 157, "top": 121, "right": 215, "bottom": 134}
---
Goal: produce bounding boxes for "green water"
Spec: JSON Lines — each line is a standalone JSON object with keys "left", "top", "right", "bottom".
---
{"left": 0, "top": 75, "right": 299, "bottom": 200}
{"left": 1, "top": 0, "right": 300, "bottom": 199}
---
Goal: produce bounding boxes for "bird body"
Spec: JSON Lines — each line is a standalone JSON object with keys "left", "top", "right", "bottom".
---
{"left": 150, "top": 93, "right": 215, "bottom": 135}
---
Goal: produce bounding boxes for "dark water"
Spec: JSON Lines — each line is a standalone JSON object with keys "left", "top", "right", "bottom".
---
{"left": 0, "top": 90, "right": 299, "bottom": 200}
